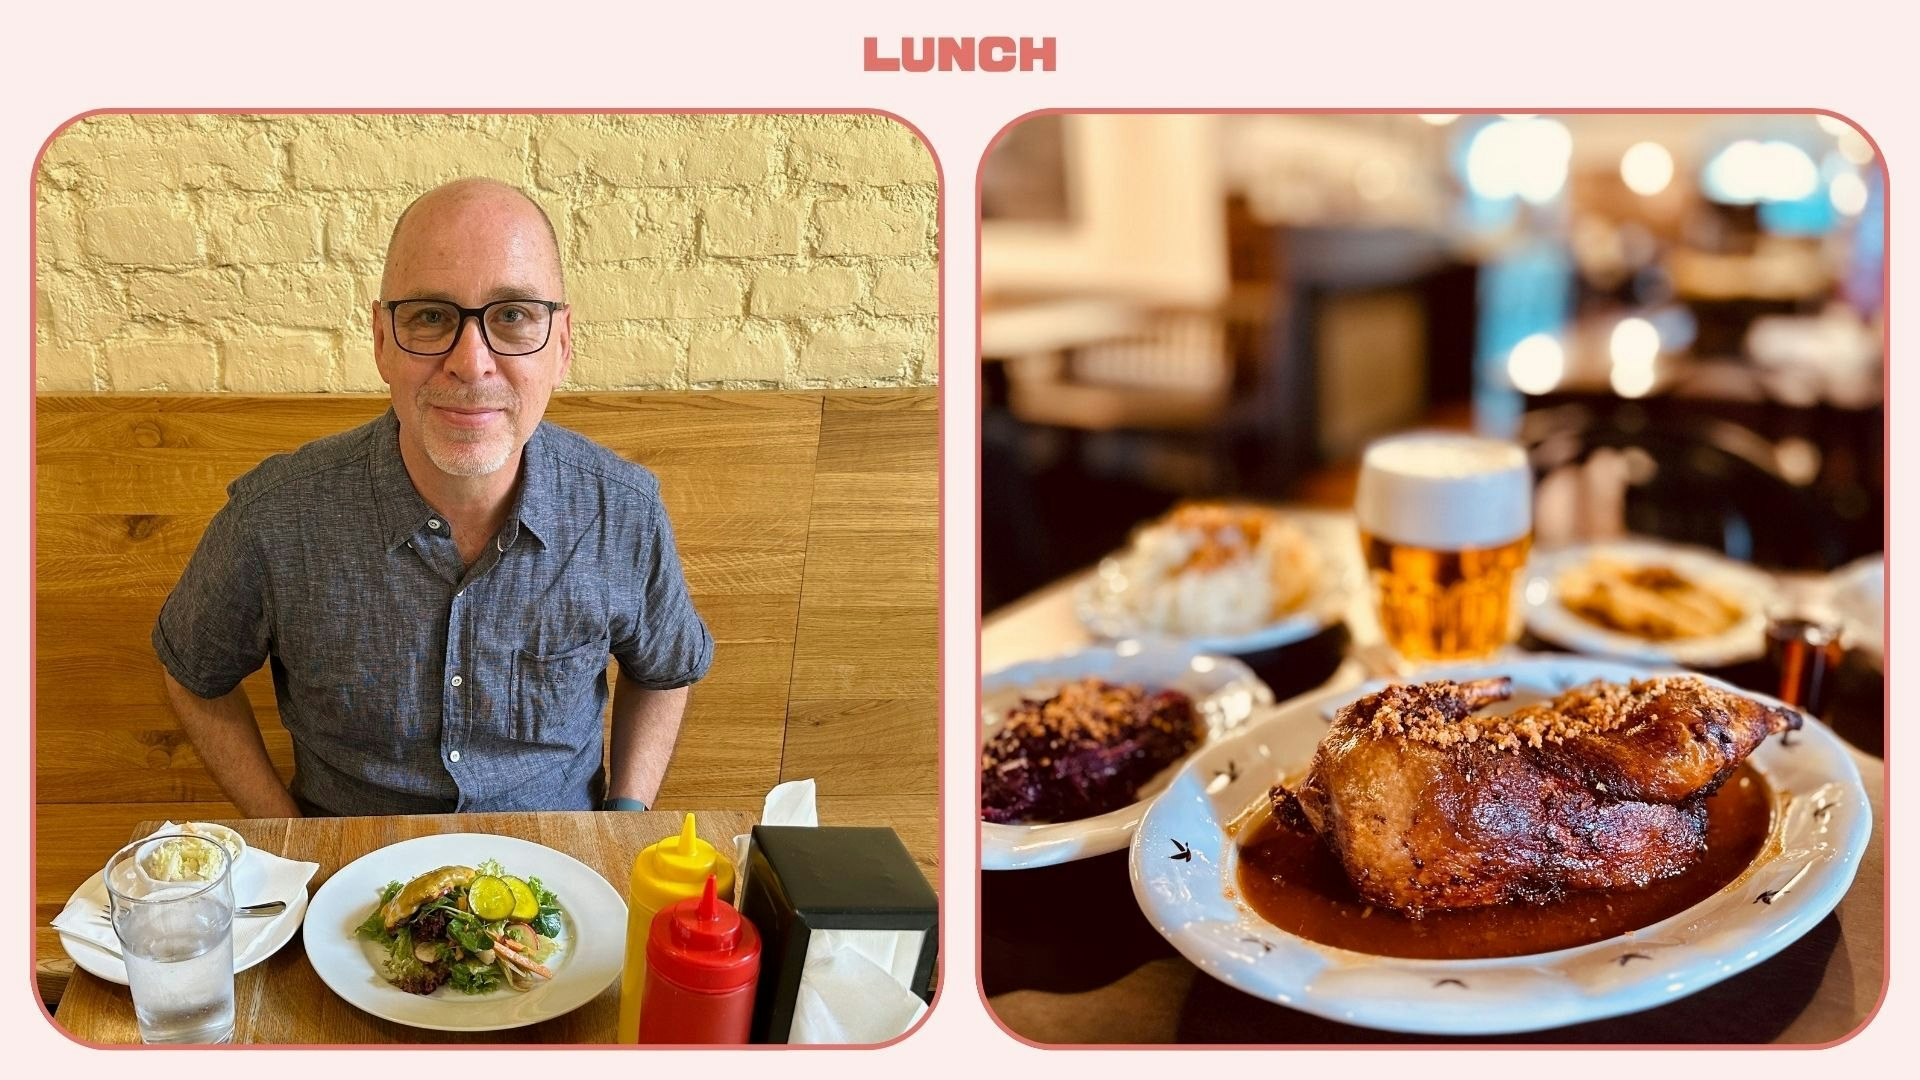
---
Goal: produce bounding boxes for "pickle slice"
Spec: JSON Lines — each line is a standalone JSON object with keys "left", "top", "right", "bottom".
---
{"left": 467, "top": 875, "right": 514, "bottom": 921}
{"left": 501, "top": 875, "right": 539, "bottom": 922}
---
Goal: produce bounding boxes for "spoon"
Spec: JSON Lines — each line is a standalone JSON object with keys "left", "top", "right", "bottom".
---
{"left": 101, "top": 900, "right": 286, "bottom": 920}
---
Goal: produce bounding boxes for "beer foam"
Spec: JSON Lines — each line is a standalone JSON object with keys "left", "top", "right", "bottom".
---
{"left": 1355, "top": 432, "right": 1531, "bottom": 549}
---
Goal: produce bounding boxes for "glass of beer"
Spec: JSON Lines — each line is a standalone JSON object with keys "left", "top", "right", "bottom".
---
{"left": 1355, "top": 432, "right": 1533, "bottom": 663}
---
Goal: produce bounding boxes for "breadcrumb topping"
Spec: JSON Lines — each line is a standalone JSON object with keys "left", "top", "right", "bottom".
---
{"left": 1360, "top": 676, "right": 1716, "bottom": 751}
{"left": 980, "top": 677, "right": 1203, "bottom": 823}
{"left": 1164, "top": 503, "right": 1274, "bottom": 573}
{"left": 995, "top": 677, "right": 1185, "bottom": 745}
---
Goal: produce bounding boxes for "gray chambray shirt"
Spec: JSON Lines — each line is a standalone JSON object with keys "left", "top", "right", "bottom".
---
{"left": 152, "top": 408, "right": 714, "bottom": 815}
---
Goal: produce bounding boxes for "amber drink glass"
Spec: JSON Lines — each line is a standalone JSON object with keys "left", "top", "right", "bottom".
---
{"left": 1355, "top": 433, "right": 1533, "bottom": 663}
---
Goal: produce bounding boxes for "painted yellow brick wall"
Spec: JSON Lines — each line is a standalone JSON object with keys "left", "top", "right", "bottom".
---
{"left": 35, "top": 113, "right": 940, "bottom": 393}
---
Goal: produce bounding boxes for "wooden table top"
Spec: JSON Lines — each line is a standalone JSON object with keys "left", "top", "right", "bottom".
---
{"left": 981, "top": 560, "right": 1889, "bottom": 1045}
{"left": 52, "top": 810, "right": 755, "bottom": 1045}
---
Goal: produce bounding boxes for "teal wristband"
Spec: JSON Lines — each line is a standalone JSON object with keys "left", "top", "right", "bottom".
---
{"left": 602, "top": 796, "right": 649, "bottom": 811}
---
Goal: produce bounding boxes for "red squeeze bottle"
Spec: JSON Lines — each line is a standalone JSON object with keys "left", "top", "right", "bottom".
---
{"left": 636, "top": 874, "right": 762, "bottom": 1044}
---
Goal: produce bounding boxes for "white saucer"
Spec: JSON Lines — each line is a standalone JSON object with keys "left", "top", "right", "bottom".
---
{"left": 56, "top": 870, "right": 311, "bottom": 986}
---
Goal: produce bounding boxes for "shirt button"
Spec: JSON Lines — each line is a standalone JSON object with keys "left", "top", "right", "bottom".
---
{"left": 449, "top": 750, "right": 462, "bottom": 763}
{"left": 450, "top": 674, "right": 463, "bottom": 687}
{"left": 428, "top": 518, "right": 442, "bottom": 530}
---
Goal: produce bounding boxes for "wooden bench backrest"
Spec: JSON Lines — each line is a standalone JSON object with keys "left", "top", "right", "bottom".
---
{"left": 35, "top": 389, "right": 938, "bottom": 807}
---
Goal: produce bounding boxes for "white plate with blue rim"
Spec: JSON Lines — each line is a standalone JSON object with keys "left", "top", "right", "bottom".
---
{"left": 1130, "top": 654, "right": 1871, "bottom": 1035}
{"left": 981, "top": 640, "right": 1277, "bottom": 871}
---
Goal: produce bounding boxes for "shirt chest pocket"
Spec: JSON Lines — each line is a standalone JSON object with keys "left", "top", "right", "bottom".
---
{"left": 509, "top": 635, "right": 612, "bottom": 747}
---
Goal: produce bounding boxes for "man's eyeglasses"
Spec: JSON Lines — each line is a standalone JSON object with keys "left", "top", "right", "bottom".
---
{"left": 383, "top": 299, "right": 566, "bottom": 357}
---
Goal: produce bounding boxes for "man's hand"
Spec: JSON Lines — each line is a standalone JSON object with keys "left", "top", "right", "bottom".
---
{"left": 605, "top": 673, "right": 689, "bottom": 807}
{"left": 162, "top": 671, "right": 302, "bottom": 818}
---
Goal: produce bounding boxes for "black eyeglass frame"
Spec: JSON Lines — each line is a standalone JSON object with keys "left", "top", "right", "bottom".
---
{"left": 382, "top": 298, "right": 568, "bottom": 357}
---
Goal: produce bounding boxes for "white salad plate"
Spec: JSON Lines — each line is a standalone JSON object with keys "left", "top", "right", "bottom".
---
{"left": 304, "top": 832, "right": 626, "bottom": 1032}
{"left": 1075, "top": 509, "right": 1357, "bottom": 655}
{"left": 981, "top": 640, "right": 1276, "bottom": 871}
{"left": 1131, "top": 655, "right": 1871, "bottom": 1035}
{"left": 1524, "top": 540, "right": 1777, "bottom": 667}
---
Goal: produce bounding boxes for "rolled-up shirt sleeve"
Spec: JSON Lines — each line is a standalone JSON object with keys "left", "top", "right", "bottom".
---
{"left": 152, "top": 495, "right": 272, "bottom": 699}
{"left": 612, "top": 493, "right": 714, "bottom": 689}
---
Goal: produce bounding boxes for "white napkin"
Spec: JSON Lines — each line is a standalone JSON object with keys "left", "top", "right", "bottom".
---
{"left": 51, "top": 821, "right": 319, "bottom": 967}
{"left": 790, "top": 946, "right": 930, "bottom": 1045}
{"left": 732, "top": 778, "right": 818, "bottom": 889}
{"left": 732, "top": 780, "right": 929, "bottom": 1045}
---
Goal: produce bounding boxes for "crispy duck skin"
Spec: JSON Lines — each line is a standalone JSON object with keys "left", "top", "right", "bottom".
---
{"left": 1281, "top": 675, "right": 1799, "bottom": 916}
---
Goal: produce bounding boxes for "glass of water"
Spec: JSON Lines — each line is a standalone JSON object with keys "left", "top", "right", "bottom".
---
{"left": 103, "top": 833, "right": 236, "bottom": 1044}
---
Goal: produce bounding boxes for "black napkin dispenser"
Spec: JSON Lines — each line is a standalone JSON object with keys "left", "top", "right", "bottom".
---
{"left": 741, "top": 825, "right": 938, "bottom": 1043}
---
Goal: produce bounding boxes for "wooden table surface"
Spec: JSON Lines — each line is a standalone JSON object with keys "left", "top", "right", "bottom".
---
{"left": 52, "top": 810, "right": 756, "bottom": 1044}
{"left": 981, "top": 557, "right": 1889, "bottom": 1045}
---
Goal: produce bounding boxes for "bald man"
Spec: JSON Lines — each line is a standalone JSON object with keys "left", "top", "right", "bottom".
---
{"left": 153, "top": 178, "right": 712, "bottom": 817}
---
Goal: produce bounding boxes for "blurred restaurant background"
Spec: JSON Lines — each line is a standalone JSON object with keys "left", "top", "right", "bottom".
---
{"left": 980, "top": 112, "right": 1886, "bottom": 611}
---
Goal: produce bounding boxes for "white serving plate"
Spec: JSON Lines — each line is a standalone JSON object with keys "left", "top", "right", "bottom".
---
{"left": 1075, "top": 510, "right": 1356, "bottom": 655}
{"left": 303, "top": 833, "right": 626, "bottom": 1032}
{"left": 1131, "top": 655, "right": 1871, "bottom": 1035}
{"left": 981, "top": 640, "right": 1274, "bottom": 871}
{"left": 1524, "top": 540, "right": 1777, "bottom": 667}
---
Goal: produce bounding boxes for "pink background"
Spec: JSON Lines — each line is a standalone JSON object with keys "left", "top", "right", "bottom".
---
{"left": 4, "top": 0, "right": 1910, "bottom": 1073}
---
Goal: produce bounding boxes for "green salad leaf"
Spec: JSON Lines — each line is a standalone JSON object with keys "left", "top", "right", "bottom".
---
{"left": 526, "top": 876, "right": 563, "bottom": 939}
{"left": 379, "top": 926, "right": 447, "bottom": 996}
{"left": 354, "top": 881, "right": 404, "bottom": 947}
{"left": 447, "top": 911, "right": 493, "bottom": 955}
{"left": 447, "top": 959, "right": 503, "bottom": 995}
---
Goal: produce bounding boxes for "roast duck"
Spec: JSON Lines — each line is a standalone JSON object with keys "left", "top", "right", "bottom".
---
{"left": 1273, "top": 675, "right": 1799, "bottom": 916}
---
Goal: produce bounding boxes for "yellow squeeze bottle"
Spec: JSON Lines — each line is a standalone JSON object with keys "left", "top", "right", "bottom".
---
{"left": 617, "top": 813, "right": 736, "bottom": 1043}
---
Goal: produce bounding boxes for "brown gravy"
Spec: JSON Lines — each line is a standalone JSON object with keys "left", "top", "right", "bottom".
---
{"left": 1233, "top": 764, "right": 1775, "bottom": 959}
